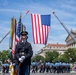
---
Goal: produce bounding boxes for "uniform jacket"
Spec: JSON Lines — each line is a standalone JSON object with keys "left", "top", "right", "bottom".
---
{"left": 15, "top": 41, "right": 33, "bottom": 66}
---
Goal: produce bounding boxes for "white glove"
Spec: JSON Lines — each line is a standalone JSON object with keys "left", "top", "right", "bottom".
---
{"left": 21, "top": 56, "right": 25, "bottom": 60}
{"left": 12, "top": 63, "right": 15, "bottom": 66}
{"left": 19, "top": 58, "right": 23, "bottom": 62}
{"left": 10, "top": 62, "right": 12, "bottom": 66}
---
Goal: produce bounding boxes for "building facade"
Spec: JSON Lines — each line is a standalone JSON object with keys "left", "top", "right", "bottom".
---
{"left": 37, "top": 43, "right": 67, "bottom": 57}
{"left": 65, "top": 30, "right": 76, "bottom": 48}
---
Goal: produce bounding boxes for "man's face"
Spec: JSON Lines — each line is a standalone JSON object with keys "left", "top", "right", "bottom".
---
{"left": 21, "top": 34, "right": 27, "bottom": 40}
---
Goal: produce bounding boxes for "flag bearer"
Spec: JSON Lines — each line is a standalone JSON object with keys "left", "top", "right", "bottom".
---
{"left": 15, "top": 31, "right": 33, "bottom": 75}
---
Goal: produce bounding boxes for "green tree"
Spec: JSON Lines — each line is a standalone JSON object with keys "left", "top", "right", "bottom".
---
{"left": 45, "top": 51, "right": 59, "bottom": 62}
{"left": 58, "top": 54, "right": 68, "bottom": 62}
{"left": 64, "top": 48, "right": 76, "bottom": 63}
{"left": 0, "top": 50, "right": 10, "bottom": 63}
{"left": 58, "top": 48, "right": 76, "bottom": 63}
{"left": 31, "top": 55, "right": 45, "bottom": 62}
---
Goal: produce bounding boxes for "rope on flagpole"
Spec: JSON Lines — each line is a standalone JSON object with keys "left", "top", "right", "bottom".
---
{"left": 53, "top": 12, "right": 76, "bottom": 43}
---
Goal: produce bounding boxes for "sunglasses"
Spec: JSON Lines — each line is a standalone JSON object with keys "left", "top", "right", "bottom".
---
{"left": 21, "top": 34, "right": 26, "bottom": 36}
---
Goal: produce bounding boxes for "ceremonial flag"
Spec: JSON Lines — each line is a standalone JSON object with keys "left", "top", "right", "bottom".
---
{"left": 31, "top": 14, "right": 51, "bottom": 45}
{"left": 16, "top": 16, "right": 22, "bottom": 43}
{"left": 11, "top": 18, "right": 16, "bottom": 54}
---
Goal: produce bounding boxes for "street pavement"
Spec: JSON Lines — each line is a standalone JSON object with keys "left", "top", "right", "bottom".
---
{"left": 0, "top": 72, "right": 76, "bottom": 75}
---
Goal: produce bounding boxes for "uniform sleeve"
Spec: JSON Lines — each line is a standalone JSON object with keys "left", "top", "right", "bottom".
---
{"left": 25, "top": 44, "right": 33, "bottom": 59}
{"left": 15, "top": 44, "right": 20, "bottom": 60}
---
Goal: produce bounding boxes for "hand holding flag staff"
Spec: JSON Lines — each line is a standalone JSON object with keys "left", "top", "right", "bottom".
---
{"left": 53, "top": 12, "right": 76, "bottom": 43}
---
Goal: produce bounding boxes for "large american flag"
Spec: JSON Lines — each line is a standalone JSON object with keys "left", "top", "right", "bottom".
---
{"left": 31, "top": 14, "right": 51, "bottom": 45}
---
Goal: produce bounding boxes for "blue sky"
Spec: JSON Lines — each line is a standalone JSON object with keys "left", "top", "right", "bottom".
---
{"left": 0, "top": 0, "right": 76, "bottom": 54}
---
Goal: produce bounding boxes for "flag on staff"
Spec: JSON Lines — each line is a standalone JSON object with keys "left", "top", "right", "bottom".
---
{"left": 16, "top": 15, "right": 22, "bottom": 43}
{"left": 11, "top": 18, "right": 16, "bottom": 54}
{"left": 31, "top": 14, "right": 51, "bottom": 45}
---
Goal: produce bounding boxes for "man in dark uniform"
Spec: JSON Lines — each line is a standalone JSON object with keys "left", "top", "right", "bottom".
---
{"left": 15, "top": 31, "right": 33, "bottom": 75}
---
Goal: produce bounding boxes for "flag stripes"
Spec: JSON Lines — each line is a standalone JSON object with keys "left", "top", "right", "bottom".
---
{"left": 31, "top": 14, "right": 50, "bottom": 44}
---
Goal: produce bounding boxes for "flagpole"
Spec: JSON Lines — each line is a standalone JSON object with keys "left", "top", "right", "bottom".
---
{"left": 0, "top": 31, "right": 10, "bottom": 43}
{"left": 53, "top": 12, "right": 76, "bottom": 43}
{"left": 21, "top": 10, "right": 29, "bottom": 19}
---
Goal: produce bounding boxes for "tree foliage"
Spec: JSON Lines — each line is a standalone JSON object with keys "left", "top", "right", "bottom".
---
{"left": 54, "top": 48, "right": 76, "bottom": 63}
{"left": 31, "top": 55, "right": 45, "bottom": 62}
{"left": 63, "top": 48, "right": 76, "bottom": 63}
{"left": 0, "top": 50, "right": 10, "bottom": 63}
{"left": 45, "top": 50, "right": 59, "bottom": 62}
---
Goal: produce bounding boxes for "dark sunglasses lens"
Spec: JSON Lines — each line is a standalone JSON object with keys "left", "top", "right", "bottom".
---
{"left": 22, "top": 34, "right": 26, "bottom": 36}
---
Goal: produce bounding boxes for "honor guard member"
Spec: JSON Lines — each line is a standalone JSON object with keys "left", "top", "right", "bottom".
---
{"left": 15, "top": 31, "right": 33, "bottom": 75}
